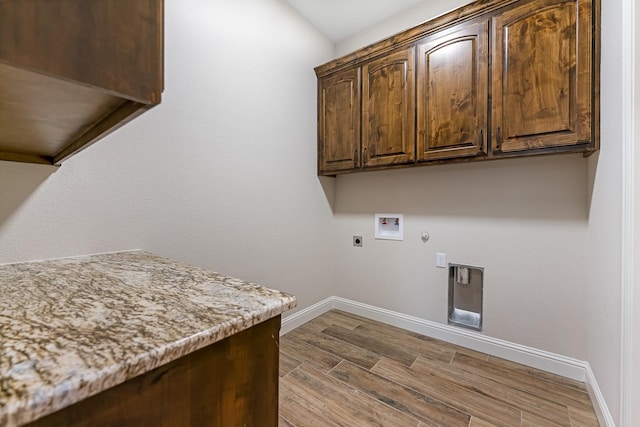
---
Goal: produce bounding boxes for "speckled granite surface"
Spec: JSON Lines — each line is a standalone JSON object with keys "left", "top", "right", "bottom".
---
{"left": 0, "top": 251, "right": 296, "bottom": 427}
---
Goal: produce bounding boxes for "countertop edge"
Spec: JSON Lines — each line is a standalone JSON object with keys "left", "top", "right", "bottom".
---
{"left": 7, "top": 296, "right": 297, "bottom": 427}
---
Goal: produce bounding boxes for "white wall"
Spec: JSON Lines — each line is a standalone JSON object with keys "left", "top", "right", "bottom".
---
{"left": 586, "top": 0, "right": 624, "bottom": 423}
{"left": 331, "top": 0, "right": 591, "bottom": 360}
{"left": 336, "top": 0, "right": 471, "bottom": 56}
{"left": 0, "top": 0, "right": 336, "bottom": 313}
{"left": 0, "top": 0, "right": 632, "bottom": 421}
{"left": 333, "top": 156, "right": 589, "bottom": 358}
{"left": 632, "top": 2, "right": 640, "bottom": 422}
{"left": 619, "top": 0, "right": 639, "bottom": 424}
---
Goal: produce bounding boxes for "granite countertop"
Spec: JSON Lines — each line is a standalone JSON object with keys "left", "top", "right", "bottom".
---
{"left": 0, "top": 251, "right": 297, "bottom": 427}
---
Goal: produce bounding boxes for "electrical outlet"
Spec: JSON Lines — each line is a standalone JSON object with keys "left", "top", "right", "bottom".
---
{"left": 353, "top": 236, "right": 363, "bottom": 247}
{"left": 436, "top": 252, "right": 446, "bottom": 268}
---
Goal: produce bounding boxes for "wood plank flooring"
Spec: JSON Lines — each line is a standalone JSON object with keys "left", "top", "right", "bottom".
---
{"left": 278, "top": 310, "right": 599, "bottom": 427}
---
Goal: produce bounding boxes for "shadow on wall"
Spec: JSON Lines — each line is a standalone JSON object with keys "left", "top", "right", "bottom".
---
{"left": 329, "top": 153, "right": 590, "bottom": 221}
{"left": 317, "top": 175, "right": 337, "bottom": 212}
{"left": 585, "top": 150, "right": 599, "bottom": 217}
{"left": 0, "top": 161, "right": 57, "bottom": 228}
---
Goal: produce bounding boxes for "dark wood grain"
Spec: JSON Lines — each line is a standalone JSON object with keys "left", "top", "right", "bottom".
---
{"left": 317, "top": 67, "right": 361, "bottom": 174}
{"left": 283, "top": 363, "right": 419, "bottom": 426}
{"left": 374, "top": 357, "right": 523, "bottom": 426}
{"left": 316, "top": 0, "right": 599, "bottom": 176}
{"left": 491, "top": 0, "right": 593, "bottom": 153}
{"left": 0, "top": 0, "right": 163, "bottom": 103}
{"left": 321, "top": 324, "right": 418, "bottom": 366}
{"left": 26, "top": 316, "right": 281, "bottom": 427}
{"left": 353, "top": 323, "right": 455, "bottom": 364}
{"left": 417, "top": 20, "right": 488, "bottom": 161}
{"left": 452, "top": 352, "right": 595, "bottom": 410}
{"left": 362, "top": 46, "right": 416, "bottom": 168}
{"left": 280, "top": 333, "right": 342, "bottom": 373}
{"left": 279, "top": 310, "right": 600, "bottom": 427}
{"left": 410, "top": 356, "right": 573, "bottom": 425}
{"left": 279, "top": 351, "right": 303, "bottom": 377}
{"left": 0, "top": 0, "right": 163, "bottom": 165}
{"left": 328, "top": 360, "right": 471, "bottom": 426}
{"left": 0, "top": 65, "right": 126, "bottom": 158}
{"left": 287, "top": 327, "right": 381, "bottom": 370}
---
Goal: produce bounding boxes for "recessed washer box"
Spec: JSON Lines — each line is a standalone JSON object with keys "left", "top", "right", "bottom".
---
{"left": 448, "top": 264, "right": 483, "bottom": 331}
{"left": 374, "top": 213, "right": 403, "bottom": 241}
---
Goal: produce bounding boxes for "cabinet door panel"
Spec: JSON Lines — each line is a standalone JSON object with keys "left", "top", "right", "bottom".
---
{"left": 417, "top": 21, "right": 488, "bottom": 161}
{"left": 492, "top": 0, "right": 592, "bottom": 153}
{"left": 362, "top": 48, "right": 415, "bottom": 167}
{"left": 318, "top": 68, "right": 361, "bottom": 174}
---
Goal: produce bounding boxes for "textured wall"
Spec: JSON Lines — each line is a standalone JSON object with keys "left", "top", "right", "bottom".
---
{"left": 586, "top": 0, "right": 625, "bottom": 423}
{"left": 333, "top": 155, "right": 589, "bottom": 358}
{"left": 333, "top": 0, "right": 628, "bottom": 422}
{"left": 0, "top": 0, "right": 336, "bottom": 312}
{"left": 332, "top": 0, "right": 590, "bottom": 360}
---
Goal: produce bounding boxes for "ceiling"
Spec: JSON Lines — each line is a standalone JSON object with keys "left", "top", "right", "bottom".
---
{"left": 283, "top": 0, "right": 426, "bottom": 42}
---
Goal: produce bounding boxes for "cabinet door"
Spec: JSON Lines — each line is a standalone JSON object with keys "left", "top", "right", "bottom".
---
{"left": 491, "top": 0, "right": 593, "bottom": 153}
{"left": 362, "top": 47, "right": 415, "bottom": 167}
{"left": 318, "top": 67, "right": 361, "bottom": 174}
{"left": 417, "top": 21, "right": 489, "bottom": 161}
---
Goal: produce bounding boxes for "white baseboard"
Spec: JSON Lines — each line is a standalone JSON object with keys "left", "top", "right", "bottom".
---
{"left": 332, "top": 297, "right": 588, "bottom": 380}
{"left": 585, "top": 365, "right": 616, "bottom": 427}
{"left": 280, "top": 297, "right": 335, "bottom": 335}
{"left": 281, "top": 296, "right": 615, "bottom": 425}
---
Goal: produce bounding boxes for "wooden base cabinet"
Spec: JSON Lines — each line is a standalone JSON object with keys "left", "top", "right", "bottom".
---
{"left": 25, "top": 316, "right": 281, "bottom": 427}
{"left": 315, "top": 0, "right": 599, "bottom": 176}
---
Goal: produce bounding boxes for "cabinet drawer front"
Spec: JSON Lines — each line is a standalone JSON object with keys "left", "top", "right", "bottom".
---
{"left": 492, "top": 0, "right": 593, "bottom": 153}
{"left": 362, "top": 47, "right": 415, "bottom": 167}
{"left": 417, "top": 21, "right": 489, "bottom": 161}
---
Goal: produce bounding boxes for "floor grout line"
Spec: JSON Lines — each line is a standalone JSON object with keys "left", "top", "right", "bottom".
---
{"left": 279, "top": 310, "right": 600, "bottom": 427}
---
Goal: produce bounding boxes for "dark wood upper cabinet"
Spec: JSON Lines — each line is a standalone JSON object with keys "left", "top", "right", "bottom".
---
{"left": 491, "top": 0, "right": 594, "bottom": 154}
{"left": 318, "top": 67, "right": 361, "bottom": 174}
{"left": 417, "top": 20, "right": 489, "bottom": 162}
{"left": 0, "top": 0, "right": 164, "bottom": 166}
{"left": 317, "top": 48, "right": 414, "bottom": 175}
{"left": 315, "top": 0, "right": 599, "bottom": 176}
{"left": 362, "top": 47, "right": 416, "bottom": 168}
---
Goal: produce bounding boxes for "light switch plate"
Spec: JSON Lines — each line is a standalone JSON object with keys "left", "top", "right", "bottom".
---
{"left": 436, "top": 252, "right": 446, "bottom": 268}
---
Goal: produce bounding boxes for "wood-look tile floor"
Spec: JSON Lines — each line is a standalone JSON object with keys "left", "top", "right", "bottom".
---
{"left": 278, "top": 310, "right": 599, "bottom": 427}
